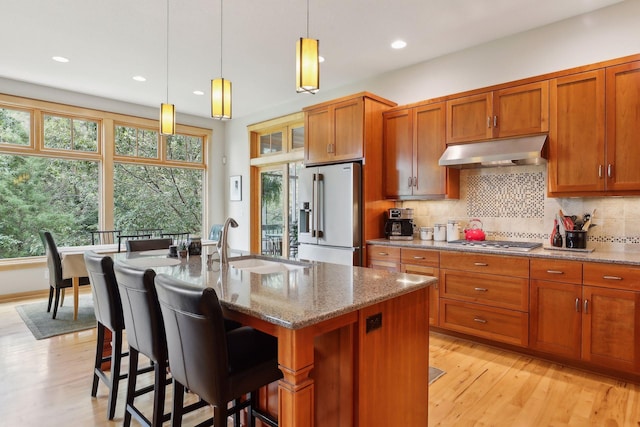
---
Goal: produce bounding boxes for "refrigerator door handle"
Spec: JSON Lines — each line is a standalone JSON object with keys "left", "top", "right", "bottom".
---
{"left": 316, "top": 173, "right": 324, "bottom": 238}
{"left": 311, "top": 173, "right": 317, "bottom": 237}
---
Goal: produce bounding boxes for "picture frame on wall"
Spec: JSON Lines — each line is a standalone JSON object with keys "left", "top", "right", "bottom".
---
{"left": 230, "top": 175, "right": 242, "bottom": 201}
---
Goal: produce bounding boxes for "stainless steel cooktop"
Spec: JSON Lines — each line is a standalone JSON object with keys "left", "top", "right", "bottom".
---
{"left": 447, "top": 239, "right": 542, "bottom": 252}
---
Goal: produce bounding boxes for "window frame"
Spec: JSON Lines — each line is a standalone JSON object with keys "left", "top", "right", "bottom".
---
{"left": 0, "top": 93, "right": 210, "bottom": 266}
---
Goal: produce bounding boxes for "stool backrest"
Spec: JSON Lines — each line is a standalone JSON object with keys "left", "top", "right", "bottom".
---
{"left": 113, "top": 262, "right": 167, "bottom": 363}
{"left": 83, "top": 250, "right": 124, "bottom": 331}
{"left": 154, "top": 274, "right": 229, "bottom": 404}
{"left": 126, "top": 238, "right": 173, "bottom": 252}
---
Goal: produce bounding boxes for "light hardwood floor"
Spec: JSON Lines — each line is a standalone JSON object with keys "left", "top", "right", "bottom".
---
{"left": 2, "top": 292, "right": 640, "bottom": 426}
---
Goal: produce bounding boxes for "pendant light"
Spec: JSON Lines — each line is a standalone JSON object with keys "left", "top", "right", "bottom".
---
{"left": 160, "top": 0, "right": 175, "bottom": 134}
{"left": 296, "top": 0, "right": 319, "bottom": 94}
{"left": 211, "top": 0, "right": 231, "bottom": 119}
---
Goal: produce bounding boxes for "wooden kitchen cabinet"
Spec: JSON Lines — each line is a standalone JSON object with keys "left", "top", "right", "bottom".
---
{"left": 367, "top": 245, "right": 400, "bottom": 271}
{"left": 445, "top": 81, "right": 549, "bottom": 144}
{"left": 549, "top": 61, "right": 640, "bottom": 196}
{"left": 400, "top": 248, "right": 440, "bottom": 326}
{"left": 548, "top": 70, "right": 606, "bottom": 195}
{"left": 304, "top": 92, "right": 396, "bottom": 165}
{"left": 383, "top": 102, "right": 459, "bottom": 199}
{"left": 439, "top": 251, "right": 530, "bottom": 346}
{"left": 530, "top": 259, "right": 583, "bottom": 359}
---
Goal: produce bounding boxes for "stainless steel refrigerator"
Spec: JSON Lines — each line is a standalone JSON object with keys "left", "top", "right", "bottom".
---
{"left": 297, "top": 162, "right": 362, "bottom": 266}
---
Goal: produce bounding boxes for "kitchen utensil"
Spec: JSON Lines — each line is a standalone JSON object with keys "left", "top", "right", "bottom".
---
{"left": 464, "top": 218, "right": 486, "bottom": 241}
{"left": 559, "top": 209, "right": 574, "bottom": 231}
{"left": 582, "top": 209, "right": 596, "bottom": 231}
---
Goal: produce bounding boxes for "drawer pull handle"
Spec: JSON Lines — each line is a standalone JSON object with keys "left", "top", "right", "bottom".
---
{"left": 603, "top": 275, "right": 623, "bottom": 281}
{"left": 474, "top": 287, "right": 488, "bottom": 292}
{"left": 473, "top": 317, "right": 487, "bottom": 324}
{"left": 377, "top": 252, "right": 389, "bottom": 256}
{"left": 546, "top": 270, "right": 564, "bottom": 274}
{"left": 413, "top": 256, "right": 425, "bottom": 259}
{"left": 474, "top": 262, "right": 488, "bottom": 267}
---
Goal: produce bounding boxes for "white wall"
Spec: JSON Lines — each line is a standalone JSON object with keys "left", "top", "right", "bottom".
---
{"left": 223, "top": 0, "right": 640, "bottom": 251}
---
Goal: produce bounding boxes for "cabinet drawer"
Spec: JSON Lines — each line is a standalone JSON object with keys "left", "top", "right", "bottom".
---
{"left": 440, "top": 251, "right": 529, "bottom": 277}
{"left": 531, "top": 259, "right": 582, "bottom": 284}
{"left": 440, "top": 269, "right": 529, "bottom": 311}
{"left": 439, "top": 299, "right": 529, "bottom": 347}
{"left": 584, "top": 262, "right": 640, "bottom": 290}
{"left": 368, "top": 245, "right": 400, "bottom": 261}
{"left": 401, "top": 248, "right": 439, "bottom": 267}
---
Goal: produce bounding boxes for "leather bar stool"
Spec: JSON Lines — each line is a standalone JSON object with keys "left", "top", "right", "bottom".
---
{"left": 154, "top": 274, "right": 283, "bottom": 427}
{"left": 84, "top": 250, "right": 152, "bottom": 420}
{"left": 113, "top": 262, "right": 208, "bottom": 427}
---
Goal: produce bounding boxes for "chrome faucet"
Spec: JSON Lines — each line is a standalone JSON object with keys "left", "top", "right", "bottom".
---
{"left": 217, "top": 217, "right": 238, "bottom": 265}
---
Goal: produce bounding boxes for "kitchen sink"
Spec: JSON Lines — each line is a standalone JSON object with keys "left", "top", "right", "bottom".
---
{"left": 229, "top": 257, "right": 311, "bottom": 274}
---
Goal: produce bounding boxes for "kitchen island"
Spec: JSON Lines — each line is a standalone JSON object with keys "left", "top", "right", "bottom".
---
{"left": 115, "top": 249, "right": 436, "bottom": 427}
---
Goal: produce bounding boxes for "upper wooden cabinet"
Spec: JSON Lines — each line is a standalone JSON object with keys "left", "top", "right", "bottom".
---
{"left": 548, "top": 70, "right": 606, "bottom": 195}
{"left": 383, "top": 102, "right": 459, "bottom": 200}
{"left": 445, "top": 81, "right": 549, "bottom": 144}
{"left": 303, "top": 92, "right": 396, "bottom": 165}
{"left": 549, "top": 61, "right": 640, "bottom": 196}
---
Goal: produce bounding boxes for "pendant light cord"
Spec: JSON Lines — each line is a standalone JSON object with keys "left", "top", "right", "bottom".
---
{"left": 220, "top": 0, "right": 223, "bottom": 75}
{"left": 306, "top": 0, "right": 309, "bottom": 38}
{"left": 166, "top": 0, "right": 170, "bottom": 103}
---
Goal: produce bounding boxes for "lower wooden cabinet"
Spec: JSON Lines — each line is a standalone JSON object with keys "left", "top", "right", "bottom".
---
{"left": 400, "top": 248, "right": 440, "bottom": 326}
{"left": 367, "top": 245, "right": 400, "bottom": 271}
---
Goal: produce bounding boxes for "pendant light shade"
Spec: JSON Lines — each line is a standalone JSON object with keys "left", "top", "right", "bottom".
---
{"left": 160, "top": 103, "right": 175, "bottom": 135}
{"left": 296, "top": 37, "right": 319, "bottom": 94}
{"left": 211, "top": 78, "right": 232, "bottom": 119}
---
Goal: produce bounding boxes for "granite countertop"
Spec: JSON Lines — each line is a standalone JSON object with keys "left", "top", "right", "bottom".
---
{"left": 114, "top": 249, "right": 436, "bottom": 330}
{"left": 367, "top": 238, "right": 640, "bottom": 266}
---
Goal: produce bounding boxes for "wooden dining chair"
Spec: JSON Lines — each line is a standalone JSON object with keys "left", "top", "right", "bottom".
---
{"left": 117, "top": 233, "right": 152, "bottom": 252}
{"left": 154, "top": 274, "right": 282, "bottom": 427}
{"left": 160, "top": 232, "right": 190, "bottom": 245}
{"left": 126, "top": 238, "right": 173, "bottom": 252}
{"left": 39, "top": 231, "right": 91, "bottom": 319}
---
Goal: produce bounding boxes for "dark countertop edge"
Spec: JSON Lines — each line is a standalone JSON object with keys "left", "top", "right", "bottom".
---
{"left": 367, "top": 238, "right": 640, "bottom": 266}
{"left": 224, "top": 275, "right": 437, "bottom": 330}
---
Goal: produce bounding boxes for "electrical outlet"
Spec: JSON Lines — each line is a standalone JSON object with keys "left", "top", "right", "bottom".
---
{"left": 366, "top": 312, "right": 382, "bottom": 333}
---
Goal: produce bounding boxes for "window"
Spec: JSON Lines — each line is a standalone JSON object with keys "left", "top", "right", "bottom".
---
{"left": 0, "top": 95, "right": 210, "bottom": 261}
{"left": 0, "top": 107, "right": 30, "bottom": 146}
{"left": 260, "top": 132, "right": 283, "bottom": 155}
{"left": 166, "top": 134, "right": 203, "bottom": 163}
{"left": 0, "top": 154, "right": 98, "bottom": 258}
{"left": 43, "top": 114, "right": 98, "bottom": 152}
{"left": 115, "top": 125, "right": 158, "bottom": 158}
{"left": 113, "top": 163, "right": 203, "bottom": 235}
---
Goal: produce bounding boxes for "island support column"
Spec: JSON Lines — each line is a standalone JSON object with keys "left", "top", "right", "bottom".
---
{"left": 277, "top": 327, "right": 316, "bottom": 427}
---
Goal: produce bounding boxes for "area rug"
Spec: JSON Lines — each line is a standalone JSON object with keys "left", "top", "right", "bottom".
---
{"left": 429, "top": 366, "right": 446, "bottom": 385}
{"left": 16, "top": 295, "right": 96, "bottom": 340}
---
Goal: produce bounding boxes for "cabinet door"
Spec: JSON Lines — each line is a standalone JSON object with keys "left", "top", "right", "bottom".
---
{"left": 548, "top": 70, "right": 606, "bottom": 194}
{"left": 494, "top": 81, "right": 549, "bottom": 138}
{"left": 414, "top": 103, "right": 450, "bottom": 197}
{"left": 402, "top": 263, "right": 439, "bottom": 326}
{"left": 333, "top": 98, "right": 364, "bottom": 161}
{"left": 383, "top": 109, "right": 413, "bottom": 198}
{"left": 446, "top": 92, "right": 493, "bottom": 143}
{"left": 530, "top": 279, "right": 581, "bottom": 358}
{"left": 606, "top": 61, "right": 640, "bottom": 191}
{"left": 582, "top": 285, "right": 640, "bottom": 372}
{"left": 367, "top": 245, "right": 400, "bottom": 271}
{"left": 305, "top": 107, "right": 331, "bottom": 163}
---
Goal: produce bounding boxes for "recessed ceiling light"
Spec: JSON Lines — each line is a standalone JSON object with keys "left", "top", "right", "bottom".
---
{"left": 52, "top": 56, "right": 69, "bottom": 63}
{"left": 391, "top": 40, "right": 407, "bottom": 49}
{"left": 132, "top": 75, "right": 146, "bottom": 82}
{"left": 193, "top": 90, "right": 205, "bottom": 96}
{"left": 319, "top": 56, "right": 325, "bottom": 63}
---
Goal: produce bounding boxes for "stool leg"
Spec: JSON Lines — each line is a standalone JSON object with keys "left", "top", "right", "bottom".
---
{"left": 152, "top": 359, "right": 167, "bottom": 427}
{"left": 123, "top": 347, "right": 139, "bottom": 427}
{"left": 107, "top": 329, "right": 123, "bottom": 420}
{"left": 171, "top": 381, "right": 185, "bottom": 427}
{"left": 91, "top": 323, "right": 105, "bottom": 397}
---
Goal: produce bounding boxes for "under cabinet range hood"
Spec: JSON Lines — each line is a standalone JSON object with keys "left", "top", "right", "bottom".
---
{"left": 438, "top": 134, "right": 548, "bottom": 169}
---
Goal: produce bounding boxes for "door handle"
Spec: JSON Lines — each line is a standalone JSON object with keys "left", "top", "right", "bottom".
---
{"left": 583, "top": 299, "right": 589, "bottom": 314}
{"left": 575, "top": 297, "right": 580, "bottom": 312}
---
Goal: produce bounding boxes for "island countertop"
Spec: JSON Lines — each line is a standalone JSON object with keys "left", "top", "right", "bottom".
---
{"left": 114, "top": 249, "right": 436, "bottom": 330}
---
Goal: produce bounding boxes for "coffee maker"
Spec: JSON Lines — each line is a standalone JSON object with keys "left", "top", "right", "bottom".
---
{"left": 384, "top": 208, "right": 415, "bottom": 240}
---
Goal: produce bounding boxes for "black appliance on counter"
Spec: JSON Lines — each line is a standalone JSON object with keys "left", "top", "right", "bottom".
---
{"left": 384, "top": 208, "right": 414, "bottom": 240}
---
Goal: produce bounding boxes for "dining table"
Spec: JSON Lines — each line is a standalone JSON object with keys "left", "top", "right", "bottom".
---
{"left": 57, "top": 239, "right": 218, "bottom": 320}
{"left": 113, "top": 247, "right": 435, "bottom": 427}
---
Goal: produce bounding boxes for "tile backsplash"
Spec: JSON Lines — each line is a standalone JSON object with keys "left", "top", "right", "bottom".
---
{"left": 401, "top": 165, "right": 640, "bottom": 253}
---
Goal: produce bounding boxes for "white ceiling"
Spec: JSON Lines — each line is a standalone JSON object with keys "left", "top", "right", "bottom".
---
{"left": 0, "top": 0, "right": 623, "bottom": 120}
